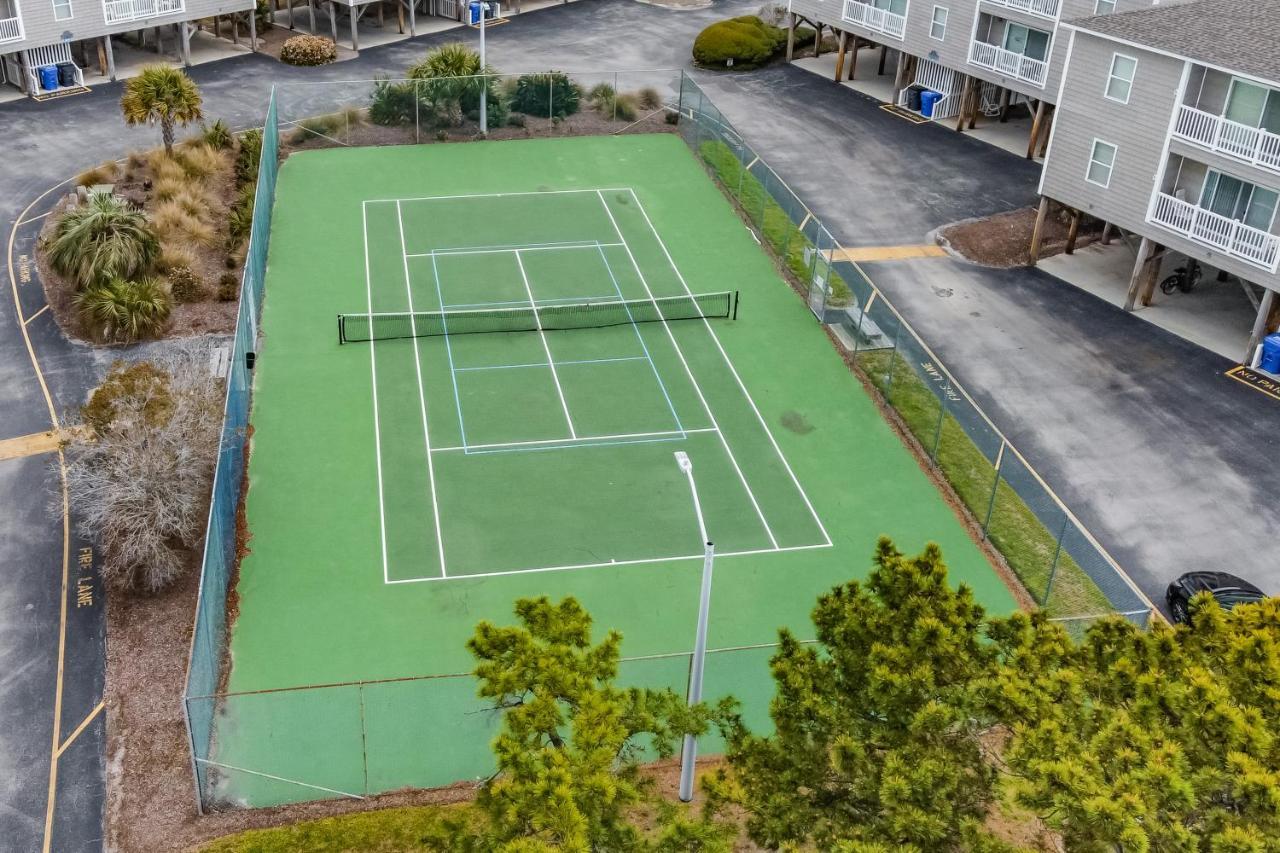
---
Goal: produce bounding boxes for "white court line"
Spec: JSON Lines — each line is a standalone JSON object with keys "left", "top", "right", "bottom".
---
{"left": 594, "top": 190, "right": 779, "bottom": 550}
{"left": 433, "top": 426, "right": 719, "bottom": 453}
{"left": 625, "top": 188, "right": 832, "bottom": 547}
{"left": 366, "top": 187, "right": 635, "bottom": 204}
{"left": 408, "top": 241, "right": 626, "bottom": 259}
{"left": 361, "top": 202, "right": 391, "bottom": 586}
{"left": 386, "top": 542, "right": 833, "bottom": 584}
{"left": 514, "top": 249, "right": 576, "bottom": 439}
{"left": 454, "top": 356, "right": 650, "bottom": 373}
{"left": 395, "top": 201, "right": 449, "bottom": 579}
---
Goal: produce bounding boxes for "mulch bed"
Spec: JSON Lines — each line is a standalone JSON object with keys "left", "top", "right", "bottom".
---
{"left": 937, "top": 204, "right": 1105, "bottom": 268}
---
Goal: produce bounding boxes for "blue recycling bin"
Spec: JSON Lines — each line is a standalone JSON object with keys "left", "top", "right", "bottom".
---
{"left": 468, "top": 0, "right": 481, "bottom": 23}
{"left": 1260, "top": 333, "right": 1280, "bottom": 373}
{"left": 920, "top": 90, "right": 940, "bottom": 118}
{"left": 39, "top": 65, "right": 59, "bottom": 91}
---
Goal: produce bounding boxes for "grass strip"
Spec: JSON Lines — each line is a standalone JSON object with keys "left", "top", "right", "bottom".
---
{"left": 201, "top": 803, "right": 465, "bottom": 852}
{"left": 697, "top": 140, "right": 853, "bottom": 306}
{"left": 856, "top": 349, "right": 1112, "bottom": 617}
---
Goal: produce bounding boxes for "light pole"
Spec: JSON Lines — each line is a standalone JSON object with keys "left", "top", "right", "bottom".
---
{"left": 478, "top": 0, "right": 487, "bottom": 136}
{"left": 674, "top": 451, "right": 714, "bottom": 803}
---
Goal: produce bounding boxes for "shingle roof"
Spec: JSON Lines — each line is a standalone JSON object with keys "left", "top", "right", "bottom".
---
{"left": 1069, "top": 0, "right": 1280, "bottom": 85}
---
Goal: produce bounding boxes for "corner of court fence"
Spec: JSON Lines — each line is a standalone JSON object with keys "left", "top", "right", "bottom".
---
{"left": 671, "top": 71, "right": 1155, "bottom": 635}
{"left": 179, "top": 70, "right": 1156, "bottom": 815}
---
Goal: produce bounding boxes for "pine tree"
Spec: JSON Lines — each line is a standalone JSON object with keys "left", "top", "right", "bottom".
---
{"left": 716, "top": 538, "right": 1004, "bottom": 850}
{"left": 998, "top": 595, "right": 1280, "bottom": 851}
{"left": 440, "top": 596, "right": 733, "bottom": 852}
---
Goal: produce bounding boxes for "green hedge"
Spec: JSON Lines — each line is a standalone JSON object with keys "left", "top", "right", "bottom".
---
{"left": 692, "top": 16, "right": 788, "bottom": 69}
{"left": 855, "top": 349, "right": 1112, "bottom": 618}
{"left": 698, "top": 140, "right": 851, "bottom": 305}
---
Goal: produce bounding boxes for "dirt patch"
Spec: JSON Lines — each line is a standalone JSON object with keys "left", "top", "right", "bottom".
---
{"left": 938, "top": 204, "right": 1105, "bottom": 268}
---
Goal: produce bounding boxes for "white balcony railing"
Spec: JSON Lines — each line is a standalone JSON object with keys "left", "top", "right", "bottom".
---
{"left": 1151, "top": 192, "right": 1280, "bottom": 272}
{"left": 103, "top": 0, "right": 183, "bottom": 24}
{"left": 1173, "top": 104, "right": 1280, "bottom": 175}
{"left": 968, "top": 39, "right": 1048, "bottom": 87}
{"left": 982, "top": 0, "right": 1060, "bottom": 21}
{"left": 0, "top": 14, "right": 22, "bottom": 42}
{"left": 841, "top": 0, "right": 907, "bottom": 40}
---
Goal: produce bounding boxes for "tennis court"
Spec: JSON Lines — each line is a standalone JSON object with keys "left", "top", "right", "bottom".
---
{"left": 205, "top": 135, "right": 1016, "bottom": 808}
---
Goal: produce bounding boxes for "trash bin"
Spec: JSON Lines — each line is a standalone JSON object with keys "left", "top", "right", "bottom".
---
{"left": 468, "top": 0, "right": 481, "bottom": 23}
{"left": 39, "top": 65, "right": 59, "bottom": 91}
{"left": 1261, "top": 333, "right": 1280, "bottom": 373}
{"left": 907, "top": 87, "right": 922, "bottom": 112}
{"left": 921, "top": 90, "right": 941, "bottom": 117}
{"left": 56, "top": 62, "right": 77, "bottom": 88}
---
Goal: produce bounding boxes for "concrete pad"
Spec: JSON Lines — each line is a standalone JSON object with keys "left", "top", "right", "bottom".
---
{"left": 1040, "top": 241, "right": 1260, "bottom": 363}
{"left": 963, "top": 108, "right": 1039, "bottom": 161}
{"left": 792, "top": 42, "right": 898, "bottom": 104}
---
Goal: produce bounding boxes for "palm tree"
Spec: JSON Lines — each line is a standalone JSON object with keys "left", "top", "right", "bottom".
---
{"left": 120, "top": 66, "right": 204, "bottom": 155}
{"left": 44, "top": 193, "right": 160, "bottom": 289}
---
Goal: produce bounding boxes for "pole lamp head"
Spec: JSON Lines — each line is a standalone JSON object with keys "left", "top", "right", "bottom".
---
{"left": 674, "top": 451, "right": 692, "bottom": 474}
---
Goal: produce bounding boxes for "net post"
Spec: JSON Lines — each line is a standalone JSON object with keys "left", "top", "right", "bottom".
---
{"left": 337, "top": 314, "right": 344, "bottom": 345}
{"left": 732, "top": 291, "right": 739, "bottom": 320}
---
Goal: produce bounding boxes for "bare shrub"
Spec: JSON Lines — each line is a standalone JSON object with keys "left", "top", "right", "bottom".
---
{"left": 280, "top": 34, "right": 338, "bottom": 66}
{"left": 65, "top": 348, "right": 222, "bottom": 593}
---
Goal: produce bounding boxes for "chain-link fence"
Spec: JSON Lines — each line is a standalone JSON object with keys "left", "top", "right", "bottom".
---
{"left": 185, "top": 643, "right": 780, "bottom": 811}
{"left": 182, "top": 89, "right": 279, "bottom": 815}
{"left": 674, "top": 72, "right": 1152, "bottom": 633}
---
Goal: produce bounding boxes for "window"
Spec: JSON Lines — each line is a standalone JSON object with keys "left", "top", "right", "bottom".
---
{"left": 1094, "top": 0, "right": 1116, "bottom": 12}
{"left": 1225, "top": 78, "right": 1280, "bottom": 134}
{"left": 872, "top": 0, "right": 908, "bottom": 14}
{"left": 52, "top": 0, "right": 71, "bottom": 18}
{"left": 1200, "top": 170, "right": 1279, "bottom": 230}
{"left": 1003, "top": 23, "right": 1051, "bottom": 62}
{"left": 1087, "top": 139, "right": 1117, "bottom": 187}
{"left": 930, "top": 5, "right": 948, "bottom": 40}
{"left": 1105, "top": 54, "right": 1137, "bottom": 103}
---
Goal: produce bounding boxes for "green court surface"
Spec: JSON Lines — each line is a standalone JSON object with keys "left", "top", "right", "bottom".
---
{"left": 208, "top": 134, "right": 1016, "bottom": 807}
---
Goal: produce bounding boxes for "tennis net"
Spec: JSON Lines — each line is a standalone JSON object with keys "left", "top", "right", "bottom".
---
{"left": 338, "top": 291, "right": 738, "bottom": 343}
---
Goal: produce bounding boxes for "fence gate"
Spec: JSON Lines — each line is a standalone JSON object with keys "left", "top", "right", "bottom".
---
{"left": 805, "top": 245, "right": 832, "bottom": 318}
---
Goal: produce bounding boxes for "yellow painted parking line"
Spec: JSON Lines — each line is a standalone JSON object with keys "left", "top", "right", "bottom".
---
{"left": 0, "top": 427, "right": 85, "bottom": 462}
{"left": 1226, "top": 365, "right": 1280, "bottom": 401}
{"left": 831, "top": 244, "right": 948, "bottom": 262}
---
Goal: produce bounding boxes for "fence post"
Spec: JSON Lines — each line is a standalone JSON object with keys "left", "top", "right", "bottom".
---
{"left": 182, "top": 696, "right": 205, "bottom": 815}
{"left": 612, "top": 71, "right": 619, "bottom": 122}
{"left": 414, "top": 79, "right": 420, "bottom": 143}
{"left": 549, "top": 75, "right": 554, "bottom": 120}
{"left": 982, "top": 440, "right": 1006, "bottom": 537}
{"left": 1042, "top": 515, "right": 1071, "bottom": 607}
{"left": 677, "top": 69, "right": 685, "bottom": 120}
{"left": 734, "top": 145, "right": 746, "bottom": 201}
{"left": 929, "top": 389, "right": 946, "bottom": 464}
{"left": 358, "top": 684, "right": 370, "bottom": 796}
{"left": 883, "top": 322, "right": 902, "bottom": 405}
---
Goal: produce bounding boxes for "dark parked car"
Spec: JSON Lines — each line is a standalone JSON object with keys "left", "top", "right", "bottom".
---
{"left": 1165, "top": 571, "right": 1266, "bottom": 624}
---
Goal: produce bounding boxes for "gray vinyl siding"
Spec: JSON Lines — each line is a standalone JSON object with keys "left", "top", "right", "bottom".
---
{"left": 1040, "top": 33, "right": 1180, "bottom": 225}
{"left": 4, "top": 0, "right": 251, "bottom": 53}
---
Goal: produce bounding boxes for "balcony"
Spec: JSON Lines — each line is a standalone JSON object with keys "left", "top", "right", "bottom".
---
{"left": 0, "top": 15, "right": 21, "bottom": 43}
{"left": 981, "top": 0, "right": 1059, "bottom": 21}
{"left": 841, "top": 0, "right": 907, "bottom": 40}
{"left": 103, "top": 0, "right": 183, "bottom": 24}
{"left": 1173, "top": 105, "right": 1280, "bottom": 176}
{"left": 1151, "top": 192, "right": 1280, "bottom": 272}
{"left": 968, "top": 39, "right": 1047, "bottom": 87}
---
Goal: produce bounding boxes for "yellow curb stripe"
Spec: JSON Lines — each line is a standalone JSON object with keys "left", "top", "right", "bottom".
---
{"left": 55, "top": 702, "right": 104, "bottom": 759}
{"left": 831, "top": 245, "right": 948, "bottom": 262}
{"left": 0, "top": 427, "right": 85, "bottom": 462}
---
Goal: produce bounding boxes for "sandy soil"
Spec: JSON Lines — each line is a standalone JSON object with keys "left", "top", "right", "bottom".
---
{"left": 938, "top": 204, "right": 1104, "bottom": 269}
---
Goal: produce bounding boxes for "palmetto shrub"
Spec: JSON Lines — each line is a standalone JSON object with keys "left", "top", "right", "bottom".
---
{"left": 280, "top": 34, "right": 337, "bottom": 66}
{"left": 235, "top": 128, "right": 263, "bottom": 186}
{"left": 511, "top": 72, "right": 580, "bottom": 118}
{"left": 369, "top": 78, "right": 420, "bottom": 127}
{"left": 409, "top": 42, "right": 491, "bottom": 126}
{"left": 45, "top": 193, "right": 160, "bottom": 289}
{"left": 202, "top": 118, "right": 234, "bottom": 150}
{"left": 74, "top": 277, "right": 172, "bottom": 343}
